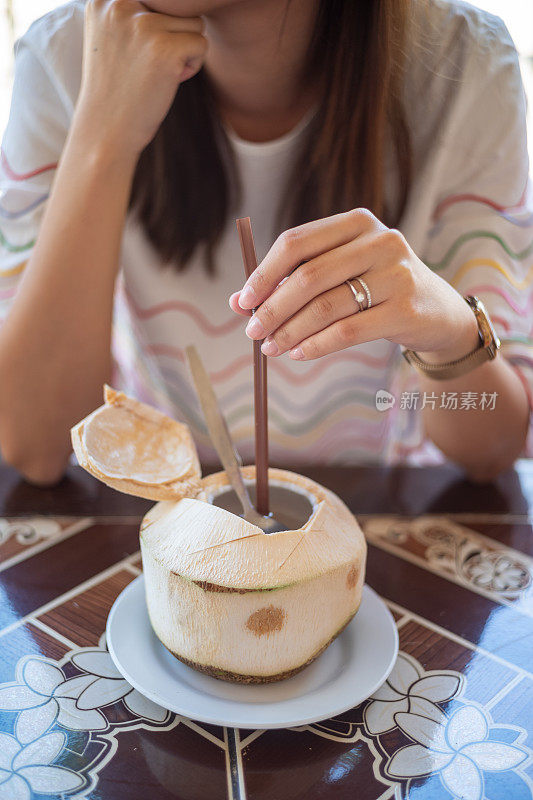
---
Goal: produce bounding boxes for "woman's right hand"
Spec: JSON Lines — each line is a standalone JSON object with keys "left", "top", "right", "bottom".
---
{"left": 76, "top": 0, "right": 207, "bottom": 159}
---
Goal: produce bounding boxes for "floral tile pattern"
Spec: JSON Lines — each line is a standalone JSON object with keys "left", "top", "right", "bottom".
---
{"left": 0, "top": 635, "right": 185, "bottom": 798}
{"left": 0, "top": 504, "right": 532, "bottom": 799}
{"left": 1, "top": 632, "right": 529, "bottom": 799}
{"left": 287, "top": 653, "right": 533, "bottom": 800}
{"left": 362, "top": 516, "right": 533, "bottom": 614}
{"left": 0, "top": 730, "right": 84, "bottom": 800}
{"left": 371, "top": 655, "right": 531, "bottom": 800}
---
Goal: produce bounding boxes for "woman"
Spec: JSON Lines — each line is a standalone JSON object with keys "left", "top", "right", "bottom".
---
{"left": 0, "top": 0, "right": 531, "bottom": 483}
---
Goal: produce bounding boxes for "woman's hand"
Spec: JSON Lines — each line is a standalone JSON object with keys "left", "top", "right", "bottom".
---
{"left": 76, "top": 0, "right": 207, "bottom": 159}
{"left": 229, "top": 209, "right": 480, "bottom": 362}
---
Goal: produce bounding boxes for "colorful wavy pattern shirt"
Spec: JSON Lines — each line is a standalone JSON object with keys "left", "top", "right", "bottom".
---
{"left": 0, "top": 0, "right": 532, "bottom": 466}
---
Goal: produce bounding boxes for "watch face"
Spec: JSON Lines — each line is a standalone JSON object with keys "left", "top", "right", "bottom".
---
{"left": 466, "top": 296, "right": 501, "bottom": 352}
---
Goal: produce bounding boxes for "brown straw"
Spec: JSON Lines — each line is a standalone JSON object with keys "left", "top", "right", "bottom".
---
{"left": 236, "top": 217, "right": 269, "bottom": 516}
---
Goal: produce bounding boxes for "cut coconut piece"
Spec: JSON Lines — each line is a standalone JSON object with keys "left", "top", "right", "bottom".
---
{"left": 71, "top": 385, "right": 202, "bottom": 501}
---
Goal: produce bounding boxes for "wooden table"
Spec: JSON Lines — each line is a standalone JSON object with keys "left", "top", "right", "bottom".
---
{"left": 0, "top": 461, "right": 531, "bottom": 800}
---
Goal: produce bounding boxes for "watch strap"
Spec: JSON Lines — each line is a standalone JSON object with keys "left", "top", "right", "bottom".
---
{"left": 402, "top": 343, "right": 490, "bottom": 380}
{"left": 402, "top": 295, "right": 500, "bottom": 380}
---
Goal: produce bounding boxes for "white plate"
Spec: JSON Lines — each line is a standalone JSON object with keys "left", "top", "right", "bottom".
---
{"left": 106, "top": 575, "right": 398, "bottom": 729}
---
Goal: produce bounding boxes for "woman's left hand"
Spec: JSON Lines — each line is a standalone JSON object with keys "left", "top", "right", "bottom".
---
{"left": 229, "top": 209, "right": 480, "bottom": 362}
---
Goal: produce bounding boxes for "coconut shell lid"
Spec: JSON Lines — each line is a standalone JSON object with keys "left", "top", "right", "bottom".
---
{"left": 70, "top": 385, "right": 203, "bottom": 501}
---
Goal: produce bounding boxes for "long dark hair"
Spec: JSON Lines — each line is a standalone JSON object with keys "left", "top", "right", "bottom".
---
{"left": 129, "top": 0, "right": 413, "bottom": 274}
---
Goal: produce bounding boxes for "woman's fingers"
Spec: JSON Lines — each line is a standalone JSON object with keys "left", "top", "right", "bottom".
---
{"left": 229, "top": 291, "right": 251, "bottom": 317}
{"left": 238, "top": 208, "right": 382, "bottom": 309}
{"left": 288, "top": 302, "right": 395, "bottom": 361}
{"left": 260, "top": 281, "right": 367, "bottom": 356}
{"left": 244, "top": 232, "right": 386, "bottom": 341}
{"left": 139, "top": 9, "right": 205, "bottom": 33}
{"left": 81, "top": 0, "right": 208, "bottom": 157}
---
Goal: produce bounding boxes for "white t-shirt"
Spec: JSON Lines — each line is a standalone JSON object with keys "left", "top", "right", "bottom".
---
{"left": 1, "top": 0, "right": 532, "bottom": 466}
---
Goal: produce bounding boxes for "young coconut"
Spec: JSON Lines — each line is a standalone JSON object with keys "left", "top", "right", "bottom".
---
{"left": 71, "top": 386, "right": 367, "bottom": 683}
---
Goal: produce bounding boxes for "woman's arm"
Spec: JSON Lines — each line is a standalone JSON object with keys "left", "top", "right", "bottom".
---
{"left": 417, "top": 340, "right": 530, "bottom": 482}
{"left": 0, "top": 115, "right": 136, "bottom": 485}
{"left": 0, "top": 0, "right": 207, "bottom": 485}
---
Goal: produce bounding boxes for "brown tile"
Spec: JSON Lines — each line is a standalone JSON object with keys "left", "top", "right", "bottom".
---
{"left": 0, "top": 523, "right": 140, "bottom": 627}
{"left": 366, "top": 544, "right": 533, "bottom": 672}
{"left": 93, "top": 725, "right": 228, "bottom": 800}
{"left": 243, "top": 727, "right": 379, "bottom": 800}
{"left": 38, "top": 570, "right": 136, "bottom": 646}
{"left": 0, "top": 516, "right": 88, "bottom": 565}
{"left": 0, "top": 622, "right": 70, "bottom": 682}
{"left": 457, "top": 521, "right": 533, "bottom": 556}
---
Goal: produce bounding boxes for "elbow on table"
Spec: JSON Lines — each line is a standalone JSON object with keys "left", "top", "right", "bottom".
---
{"left": 464, "top": 464, "right": 507, "bottom": 485}
{"left": 444, "top": 416, "right": 529, "bottom": 485}
{"left": 0, "top": 434, "right": 69, "bottom": 486}
{"left": 460, "top": 451, "right": 521, "bottom": 485}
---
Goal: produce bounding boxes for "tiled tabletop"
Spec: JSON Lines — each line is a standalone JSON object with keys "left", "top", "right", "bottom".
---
{"left": 0, "top": 461, "right": 532, "bottom": 800}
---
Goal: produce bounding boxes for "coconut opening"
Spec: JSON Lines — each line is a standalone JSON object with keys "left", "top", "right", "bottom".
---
{"left": 209, "top": 480, "right": 315, "bottom": 531}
